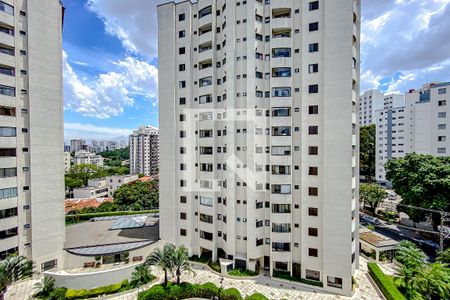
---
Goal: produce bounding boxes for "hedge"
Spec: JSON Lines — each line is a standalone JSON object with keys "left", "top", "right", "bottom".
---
{"left": 138, "top": 282, "right": 266, "bottom": 300}
{"left": 65, "top": 280, "right": 129, "bottom": 299}
{"left": 66, "top": 210, "right": 158, "bottom": 224}
{"left": 368, "top": 262, "right": 406, "bottom": 300}
{"left": 244, "top": 293, "right": 269, "bottom": 300}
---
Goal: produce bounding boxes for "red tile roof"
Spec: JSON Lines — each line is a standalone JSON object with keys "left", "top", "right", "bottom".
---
{"left": 65, "top": 198, "right": 113, "bottom": 213}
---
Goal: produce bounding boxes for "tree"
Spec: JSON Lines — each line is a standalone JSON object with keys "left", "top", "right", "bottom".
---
{"left": 114, "top": 179, "right": 159, "bottom": 211}
{"left": 131, "top": 264, "right": 153, "bottom": 288}
{"left": 145, "top": 243, "right": 175, "bottom": 286}
{"left": 359, "top": 183, "right": 388, "bottom": 215}
{"left": 34, "top": 276, "right": 55, "bottom": 298}
{"left": 0, "top": 255, "right": 33, "bottom": 299}
{"left": 67, "top": 164, "right": 107, "bottom": 186}
{"left": 172, "top": 245, "right": 194, "bottom": 284}
{"left": 385, "top": 153, "right": 450, "bottom": 223}
{"left": 360, "top": 124, "right": 376, "bottom": 181}
{"left": 396, "top": 241, "right": 428, "bottom": 298}
{"left": 437, "top": 248, "right": 450, "bottom": 265}
{"left": 412, "top": 262, "right": 450, "bottom": 300}
{"left": 64, "top": 176, "right": 83, "bottom": 196}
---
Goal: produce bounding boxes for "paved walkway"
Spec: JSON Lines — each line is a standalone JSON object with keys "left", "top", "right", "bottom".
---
{"left": 6, "top": 257, "right": 383, "bottom": 300}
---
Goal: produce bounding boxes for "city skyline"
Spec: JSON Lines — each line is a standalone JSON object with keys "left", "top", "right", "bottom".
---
{"left": 63, "top": 0, "right": 450, "bottom": 139}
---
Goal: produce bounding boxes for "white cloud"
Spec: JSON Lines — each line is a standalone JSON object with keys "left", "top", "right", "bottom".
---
{"left": 64, "top": 51, "right": 158, "bottom": 119}
{"left": 64, "top": 122, "right": 133, "bottom": 140}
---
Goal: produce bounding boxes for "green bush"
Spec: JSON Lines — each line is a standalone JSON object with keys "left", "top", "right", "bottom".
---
{"left": 138, "top": 284, "right": 167, "bottom": 300}
{"left": 299, "top": 278, "right": 323, "bottom": 287}
{"left": 66, "top": 210, "right": 158, "bottom": 225}
{"left": 198, "top": 282, "right": 219, "bottom": 298}
{"left": 188, "top": 255, "right": 209, "bottom": 263}
{"left": 368, "top": 262, "right": 406, "bottom": 300}
{"left": 245, "top": 292, "right": 269, "bottom": 300}
{"left": 208, "top": 260, "right": 221, "bottom": 272}
{"left": 220, "top": 287, "right": 242, "bottom": 300}
{"left": 272, "top": 270, "right": 300, "bottom": 282}
{"left": 65, "top": 280, "right": 129, "bottom": 299}
{"left": 228, "top": 268, "right": 258, "bottom": 277}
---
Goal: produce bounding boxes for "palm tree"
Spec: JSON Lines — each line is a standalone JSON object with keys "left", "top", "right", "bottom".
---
{"left": 0, "top": 255, "right": 33, "bottom": 300}
{"left": 172, "top": 245, "right": 194, "bottom": 284}
{"left": 146, "top": 243, "right": 175, "bottom": 286}
{"left": 33, "top": 276, "right": 55, "bottom": 298}
{"left": 396, "top": 241, "right": 428, "bottom": 296}
{"left": 131, "top": 264, "right": 153, "bottom": 288}
{"left": 411, "top": 262, "right": 450, "bottom": 300}
{"left": 437, "top": 248, "right": 450, "bottom": 265}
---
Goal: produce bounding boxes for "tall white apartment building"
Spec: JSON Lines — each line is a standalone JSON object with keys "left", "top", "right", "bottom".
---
{"left": 158, "top": 0, "right": 360, "bottom": 295}
{"left": 69, "top": 139, "right": 84, "bottom": 152}
{"left": 64, "top": 151, "right": 71, "bottom": 173}
{"left": 0, "top": 0, "right": 65, "bottom": 271}
{"left": 358, "top": 89, "right": 384, "bottom": 126}
{"left": 129, "top": 126, "right": 159, "bottom": 176}
{"left": 375, "top": 82, "right": 450, "bottom": 184}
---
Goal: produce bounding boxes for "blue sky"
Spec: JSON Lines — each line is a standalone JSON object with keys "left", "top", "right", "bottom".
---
{"left": 63, "top": 0, "right": 450, "bottom": 140}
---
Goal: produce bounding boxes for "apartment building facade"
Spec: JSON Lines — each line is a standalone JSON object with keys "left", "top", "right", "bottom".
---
{"left": 129, "top": 126, "right": 159, "bottom": 176}
{"left": 0, "top": 0, "right": 65, "bottom": 271}
{"left": 358, "top": 89, "right": 384, "bottom": 126}
{"left": 375, "top": 82, "right": 450, "bottom": 184}
{"left": 72, "top": 150, "right": 104, "bottom": 167}
{"left": 158, "top": 0, "right": 360, "bottom": 295}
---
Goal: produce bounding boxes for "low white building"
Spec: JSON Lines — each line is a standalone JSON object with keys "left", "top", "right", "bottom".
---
{"left": 73, "top": 178, "right": 108, "bottom": 199}
{"left": 73, "top": 150, "right": 104, "bottom": 167}
{"left": 106, "top": 174, "right": 139, "bottom": 197}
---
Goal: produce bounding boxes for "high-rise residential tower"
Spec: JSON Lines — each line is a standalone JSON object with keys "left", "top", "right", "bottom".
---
{"left": 129, "top": 126, "right": 160, "bottom": 176}
{"left": 158, "top": 0, "right": 360, "bottom": 295}
{"left": 0, "top": 0, "right": 65, "bottom": 271}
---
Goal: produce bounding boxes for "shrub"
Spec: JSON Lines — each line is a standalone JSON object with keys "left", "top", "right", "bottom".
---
{"left": 65, "top": 280, "right": 129, "bottom": 299}
{"left": 138, "top": 284, "right": 167, "bottom": 300}
{"left": 367, "top": 225, "right": 375, "bottom": 230}
{"left": 300, "top": 278, "right": 323, "bottom": 287}
{"left": 272, "top": 270, "right": 300, "bottom": 282}
{"left": 220, "top": 287, "right": 242, "bottom": 300}
{"left": 368, "top": 262, "right": 406, "bottom": 300}
{"left": 228, "top": 268, "right": 258, "bottom": 277}
{"left": 189, "top": 255, "right": 209, "bottom": 263}
{"left": 208, "top": 260, "right": 221, "bottom": 272}
{"left": 245, "top": 292, "right": 269, "bottom": 300}
{"left": 198, "top": 282, "right": 219, "bottom": 298}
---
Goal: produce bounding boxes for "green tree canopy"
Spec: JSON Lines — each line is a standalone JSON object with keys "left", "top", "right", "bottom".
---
{"left": 385, "top": 153, "right": 450, "bottom": 222}
{"left": 113, "top": 179, "right": 159, "bottom": 211}
{"left": 360, "top": 183, "right": 388, "bottom": 215}
{"left": 67, "top": 164, "right": 107, "bottom": 186}
{"left": 360, "top": 124, "right": 376, "bottom": 181}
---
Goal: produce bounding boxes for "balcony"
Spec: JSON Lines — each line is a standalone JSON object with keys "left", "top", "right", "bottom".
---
{"left": 0, "top": 12, "right": 14, "bottom": 28}
{"left": 0, "top": 31, "right": 14, "bottom": 48}
{"left": 0, "top": 49, "right": 15, "bottom": 66}
{"left": 271, "top": 18, "right": 292, "bottom": 30}
{"left": 0, "top": 235, "right": 18, "bottom": 252}
{"left": 0, "top": 215, "right": 17, "bottom": 232}
{"left": 198, "top": 30, "right": 213, "bottom": 48}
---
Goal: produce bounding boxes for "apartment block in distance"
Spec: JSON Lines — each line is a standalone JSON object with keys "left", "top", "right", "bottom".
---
{"left": 0, "top": 0, "right": 65, "bottom": 271}
{"left": 129, "top": 126, "right": 159, "bottom": 176}
{"left": 375, "top": 82, "right": 450, "bottom": 184}
{"left": 158, "top": 0, "right": 360, "bottom": 295}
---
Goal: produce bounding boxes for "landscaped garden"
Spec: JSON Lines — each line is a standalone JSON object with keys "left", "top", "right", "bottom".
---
{"left": 368, "top": 241, "right": 450, "bottom": 300}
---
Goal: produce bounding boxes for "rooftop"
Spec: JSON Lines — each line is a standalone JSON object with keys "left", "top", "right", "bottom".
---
{"left": 64, "top": 198, "right": 113, "bottom": 213}
{"left": 359, "top": 227, "right": 399, "bottom": 249}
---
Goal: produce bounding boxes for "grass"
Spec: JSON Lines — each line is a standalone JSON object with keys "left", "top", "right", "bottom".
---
{"left": 228, "top": 268, "right": 258, "bottom": 277}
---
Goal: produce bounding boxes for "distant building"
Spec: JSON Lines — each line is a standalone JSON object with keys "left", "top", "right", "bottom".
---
{"left": 64, "top": 144, "right": 71, "bottom": 152}
{"left": 70, "top": 139, "right": 84, "bottom": 152}
{"left": 358, "top": 90, "right": 384, "bottom": 126}
{"left": 64, "top": 152, "right": 72, "bottom": 173}
{"left": 73, "top": 178, "right": 108, "bottom": 199}
{"left": 106, "top": 174, "right": 139, "bottom": 197}
{"left": 129, "top": 126, "right": 159, "bottom": 176}
{"left": 375, "top": 82, "right": 450, "bottom": 184}
{"left": 73, "top": 150, "right": 104, "bottom": 167}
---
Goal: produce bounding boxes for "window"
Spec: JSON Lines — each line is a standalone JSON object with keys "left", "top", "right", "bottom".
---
{"left": 0, "top": 45, "right": 14, "bottom": 56}
{"left": 272, "top": 126, "right": 291, "bottom": 136}
{"left": 0, "top": 85, "right": 15, "bottom": 97}
{"left": 309, "top": 43, "right": 319, "bottom": 52}
{"left": 308, "top": 126, "right": 318, "bottom": 135}
{"left": 0, "top": 167, "right": 16, "bottom": 178}
{"left": 272, "top": 87, "right": 291, "bottom": 97}
{"left": 272, "top": 48, "right": 291, "bottom": 58}
{"left": 180, "top": 229, "right": 187, "bottom": 236}
{"left": 272, "top": 204, "right": 291, "bottom": 213}
{"left": 199, "top": 94, "right": 212, "bottom": 104}
{"left": 309, "top": 105, "right": 319, "bottom": 114}
{"left": 0, "top": 148, "right": 16, "bottom": 157}
{"left": 200, "top": 230, "right": 213, "bottom": 241}
{"left": 0, "top": 66, "right": 14, "bottom": 76}
{"left": 309, "top": 1, "right": 319, "bottom": 11}
{"left": 180, "top": 196, "right": 187, "bottom": 203}
{"left": 272, "top": 223, "right": 291, "bottom": 233}
{"left": 309, "top": 84, "right": 319, "bottom": 94}
{"left": 309, "top": 167, "right": 318, "bottom": 175}
{"left": 306, "top": 269, "right": 320, "bottom": 281}
{"left": 0, "top": 1, "right": 14, "bottom": 16}
{"left": 272, "top": 242, "right": 290, "bottom": 252}
{"left": 309, "top": 248, "right": 318, "bottom": 257}
{"left": 272, "top": 67, "right": 291, "bottom": 77}
{"left": 308, "top": 187, "right": 318, "bottom": 196}
{"left": 308, "top": 146, "right": 318, "bottom": 155}
{"left": 438, "top": 88, "right": 447, "bottom": 95}
{"left": 0, "top": 207, "right": 17, "bottom": 219}
{"left": 0, "top": 25, "right": 13, "bottom": 36}
{"left": 271, "top": 184, "right": 291, "bottom": 194}
{"left": 200, "top": 196, "right": 213, "bottom": 206}
{"left": 272, "top": 146, "right": 291, "bottom": 156}
{"left": 272, "top": 107, "right": 290, "bottom": 117}
{"left": 438, "top": 100, "right": 446, "bottom": 106}
{"left": 179, "top": 97, "right": 186, "bottom": 105}
{"left": 438, "top": 148, "right": 446, "bottom": 154}
{"left": 0, "top": 127, "right": 16, "bottom": 137}
{"left": 308, "top": 207, "right": 318, "bottom": 216}
{"left": 179, "top": 47, "right": 185, "bottom": 54}
{"left": 327, "top": 276, "right": 343, "bottom": 289}
{"left": 306, "top": 229, "right": 318, "bottom": 239}
{"left": 309, "top": 22, "right": 319, "bottom": 31}
{"left": 199, "top": 76, "right": 212, "bottom": 87}
{"left": 180, "top": 180, "right": 186, "bottom": 187}
{"left": 178, "top": 30, "right": 185, "bottom": 38}
{"left": 0, "top": 187, "right": 18, "bottom": 199}
{"left": 179, "top": 81, "right": 186, "bottom": 88}
{"left": 199, "top": 6, "right": 212, "bottom": 18}
{"left": 200, "top": 213, "right": 213, "bottom": 224}
{"left": 0, "top": 106, "right": 15, "bottom": 116}
{"left": 179, "top": 64, "right": 185, "bottom": 71}
{"left": 438, "top": 124, "right": 446, "bottom": 130}
{"left": 438, "top": 136, "right": 446, "bottom": 142}
{"left": 272, "top": 165, "right": 291, "bottom": 175}
{"left": 308, "top": 64, "right": 319, "bottom": 73}
{"left": 178, "top": 13, "right": 185, "bottom": 21}
{"left": 438, "top": 112, "right": 446, "bottom": 118}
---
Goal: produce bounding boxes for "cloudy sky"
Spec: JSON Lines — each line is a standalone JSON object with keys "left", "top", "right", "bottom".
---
{"left": 63, "top": 0, "right": 450, "bottom": 139}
